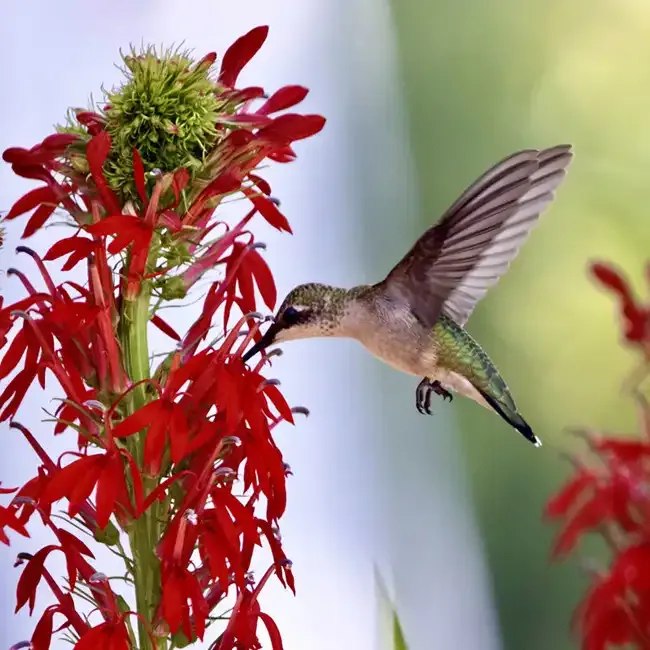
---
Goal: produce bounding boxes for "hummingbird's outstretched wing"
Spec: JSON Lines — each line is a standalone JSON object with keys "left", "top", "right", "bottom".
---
{"left": 381, "top": 145, "right": 573, "bottom": 327}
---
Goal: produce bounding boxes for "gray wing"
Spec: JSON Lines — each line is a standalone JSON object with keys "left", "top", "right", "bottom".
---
{"left": 381, "top": 145, "right": 573, "bottom": 327}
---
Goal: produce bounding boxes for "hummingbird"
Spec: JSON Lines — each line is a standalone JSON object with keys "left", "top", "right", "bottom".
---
{"left": 242, "top": 145, "right": 573, "bottom": 446}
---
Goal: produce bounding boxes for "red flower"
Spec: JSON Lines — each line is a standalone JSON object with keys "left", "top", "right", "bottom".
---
{"left": 591, "top": 262, "right": 650, "bottom": 349}
{"left": 160, "top": 562, "right": 208, "bottom": 640}
{"left": 0, "top": 503, "right": 28, "bottom": 545}
{"left": 40, "top": 409, "right": 143, "bottom": 528}
{"left": 73, "top": 618, "right": 131, "bottom": 650}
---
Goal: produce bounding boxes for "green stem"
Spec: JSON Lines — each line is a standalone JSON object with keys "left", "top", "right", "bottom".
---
{"left": 121, "top": 282, "right": 166, "bottom": 650}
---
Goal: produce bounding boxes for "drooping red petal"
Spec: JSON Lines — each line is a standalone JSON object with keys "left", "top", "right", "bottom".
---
{"left": 6, "top": 186, "right": 57, "bottom": 220}
{"left": 243, "top": 189, "right": 291, "bottom": 233}
{"left": 246, "top": 248, "right": 277, "bottom": 310}
{"left": 260, "top": 113, "right": 326, "bottom": 144}
{"left": 151, "top": 314, "right": 181, "bottom": 341}
{"left": 22, "top": 202, "right": 58, "bottom": 238}
{"left": 132, "top": 148, "right": 147, "bottom": 206}
{"left": 258, "top": 86, "right": 309, "bottom": 116}
{"left": 219, "top": 26, "right": 269, "bottom": 88}
{"left": 259, "top": 612, "right": 284, "bottom": 650}
{"left": 86, "top": 132, "right": 121, "bottom": 214}
{"left": 591, "top": 263, "right": 632, "bottom": 298}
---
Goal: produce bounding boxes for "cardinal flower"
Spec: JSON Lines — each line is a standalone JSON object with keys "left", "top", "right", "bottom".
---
{"left": 1, "top": 25, "right": 323, "bottom": 650}
{"left": 546, "top": 260, "right": 650, "bottom": 650}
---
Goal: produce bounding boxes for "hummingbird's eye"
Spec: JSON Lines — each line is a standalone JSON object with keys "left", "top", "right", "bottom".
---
{"left": 282, "top": 306, "right": 302, "bottom": 325}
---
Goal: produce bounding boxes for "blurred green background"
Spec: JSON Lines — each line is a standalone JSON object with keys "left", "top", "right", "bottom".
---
{"left": 382, "top": 0, "right": 650, "bottom": 648}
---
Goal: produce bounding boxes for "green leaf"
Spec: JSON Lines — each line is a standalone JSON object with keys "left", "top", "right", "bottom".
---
{"left": 375, "top": 565, "right": 409, "bottom": 650}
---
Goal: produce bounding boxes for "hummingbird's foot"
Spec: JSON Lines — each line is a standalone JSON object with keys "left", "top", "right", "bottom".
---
{"left": 431, "top": 380, "right": 453, "bottom": 402}
{"left": 416, "top": 378, "right": 453, "bottom": 415}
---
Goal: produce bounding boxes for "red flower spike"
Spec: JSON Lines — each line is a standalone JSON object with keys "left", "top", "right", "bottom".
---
{"left": 219, "top": 26, "right": 269, "bottom": 88}
{"left": 0, "top": 28, "right": 327, "bottom": 649}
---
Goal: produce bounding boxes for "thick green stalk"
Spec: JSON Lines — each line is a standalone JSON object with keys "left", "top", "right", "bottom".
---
{"left": 121, "top": 282, "right": 166, "bottom": 650}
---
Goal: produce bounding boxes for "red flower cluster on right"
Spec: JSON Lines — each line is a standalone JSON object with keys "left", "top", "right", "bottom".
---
{"left": 546, "top": 262, "right": 650, "bottom": 650}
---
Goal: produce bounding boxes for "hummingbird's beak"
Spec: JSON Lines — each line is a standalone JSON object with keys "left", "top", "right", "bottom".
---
{"left": 241, "top": 321, "right": 282, "bottom": 363}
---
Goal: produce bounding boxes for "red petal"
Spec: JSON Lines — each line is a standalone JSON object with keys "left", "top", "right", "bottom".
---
{"left": 0, "top": 327, "right": 27, "bottom": 380}
{"left": 260, "top": 114, "right": 326, "bottom": 143}
{"left": 263, "top": 383, "right": 294, "bottom": 423}
{"left": 86, "top": 132, "right": 121, "bottom": 214}
{"left": 268, "top": 145, "right": 296, "bottom": 163}
{"left": 553, "top": 487, "right": 614, "bottom": 556}
{"left": 196, "top": 52, "right": 217, "bottom": 70}
{"left": 220, "top": 113, "right": 273, "bottom": 127}
{"left": 113, "top": 401, "right": 160, "bottom": 438}
{"left": 237, "top": 254, "right": 256, "bottom": 314}
{"left": 248, "top": 173, "right": 272, "bottom": 195}
{"left": 6, "top": 186, "right": 57, "bottom": 219}
{"left": 259, "top": 612, "right": 284, "bottom": 650}
{"left": 591, "top": 263, "right": 632, "bottom": 297}
{"left": 258, "top": 85, "right": 309, "bottom": 115}
{"left": 219, "top": 26, "right": 269, "bottom": 88}
{"left": 597, "top": 438, "right": 650, "bottom": 462}
{"left": 132, "top": 148, "right": 147, "bottom": 205}
{"left": 244, "top": 190, "right": 291, "bottom": 233}
{"left": 16, "top": 546, "right": 56, "bottom": 614}
{"left": 143, "top": 416, "right": 169, "bottom": 475}
{"left": 171, "top": 168, "right": 190, "bottom": 205}
{"left": 545, "top": 469, "right": 595, "bottom": 519}
{"left": 31, "top": 605, "right": 57, "bottom": 650}
{"left": 57, "top": 528, "right": 94, "bottom": 558}
{"left": 151, "top": 314, "right": 181, "bottom": 341}
{"left": 22, "top": 203, "right": 57, "bottom": 238}
{"left": 169, "top": 405, "right": 188, "bottom": 464}
{"left": 44, "top": 235, "right": 93, "bottom": 261}
{"left": 247, "top": 248, "right": 277, "bottom": 309}
{"left": 41, "top": 133, "right": 79, "bottom": 152}
{"left": 161, "top": 569, "right": 185, "bottom": 633}
{"left": 95, "top": 454, "right": 120, "bottom": 529}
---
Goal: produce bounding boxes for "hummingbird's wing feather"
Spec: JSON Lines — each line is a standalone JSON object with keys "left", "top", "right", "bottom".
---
{"left": 382, "top": 145, "right": 573, "bottom": 327}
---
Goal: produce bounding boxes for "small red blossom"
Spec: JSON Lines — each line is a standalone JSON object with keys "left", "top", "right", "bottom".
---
{"left": 73, "top": 618, "right": 131, "bottom": 650}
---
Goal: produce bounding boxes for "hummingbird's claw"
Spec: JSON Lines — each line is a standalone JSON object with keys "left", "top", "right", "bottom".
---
{"left": 415, "top": 378, "right": 453, "bottom": 415}
{"left": 432, "top": 380, "right": 454, "bottom": 402}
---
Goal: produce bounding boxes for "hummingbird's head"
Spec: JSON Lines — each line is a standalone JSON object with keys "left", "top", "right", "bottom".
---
{"left": 241, "top": 283, "right": 349, "bottom": 362}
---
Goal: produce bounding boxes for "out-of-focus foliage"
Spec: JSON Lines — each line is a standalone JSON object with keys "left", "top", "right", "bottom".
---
{"left": 388, "top": 0, "right": 650, "bottom": 648}
{"left": 376, "top": 569, "right": 410, "bottom": 650}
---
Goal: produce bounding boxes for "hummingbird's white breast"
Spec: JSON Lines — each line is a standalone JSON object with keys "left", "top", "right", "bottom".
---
{"left": 342, "top": 296, "right": 438, "bottom": 377}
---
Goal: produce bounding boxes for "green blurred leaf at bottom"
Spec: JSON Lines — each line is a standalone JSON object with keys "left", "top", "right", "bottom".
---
{"left": 376, "top": 567, "right": 410, "bottom": 650}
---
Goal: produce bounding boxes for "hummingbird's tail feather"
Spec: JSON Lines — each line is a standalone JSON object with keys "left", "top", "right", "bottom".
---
{"left": 475, "top": 387, "right": 542, "bottom": 447}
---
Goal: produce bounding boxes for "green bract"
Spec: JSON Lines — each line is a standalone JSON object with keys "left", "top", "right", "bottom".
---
{"left": 104, "top": 46, "right": 220, "bottom": 203}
